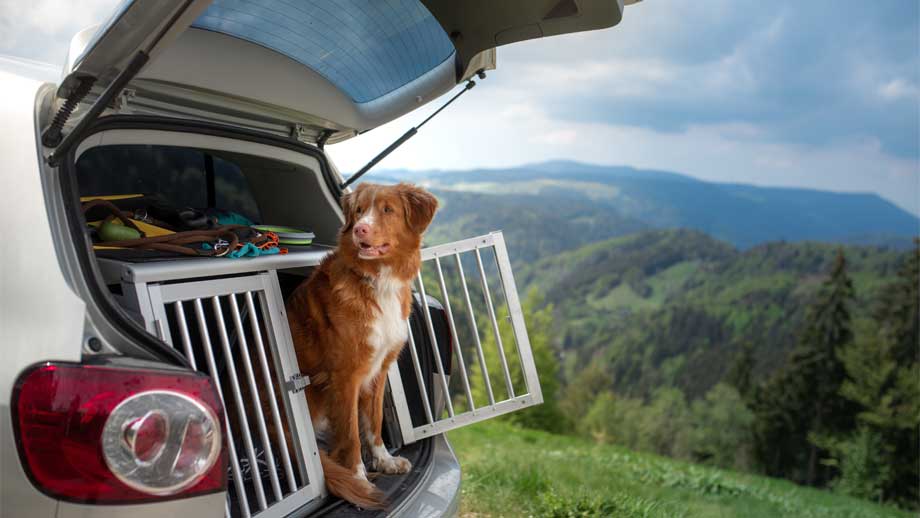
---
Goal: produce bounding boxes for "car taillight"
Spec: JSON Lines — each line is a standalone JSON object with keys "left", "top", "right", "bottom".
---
{"left": 12, "top": 363, "right": 226, "bottom": 504}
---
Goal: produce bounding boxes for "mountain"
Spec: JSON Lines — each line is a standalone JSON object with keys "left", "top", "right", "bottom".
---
{"left": 516, "top": 229, "right": 908, "bottom": 400}
{"left": 376, "top": 161, "right": 918, "bottom": 249}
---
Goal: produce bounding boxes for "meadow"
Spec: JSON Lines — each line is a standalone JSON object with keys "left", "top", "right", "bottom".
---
{"left": 449, "top": 421, "right": 910, "bottom": 518}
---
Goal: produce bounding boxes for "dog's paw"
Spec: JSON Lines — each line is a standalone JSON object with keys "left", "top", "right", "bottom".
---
{"left": 372, "top": 454, "right": 412, "bottom": 474}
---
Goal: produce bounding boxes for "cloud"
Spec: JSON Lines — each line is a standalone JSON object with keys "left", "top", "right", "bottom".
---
{"left": 329, "top": 83, "right": 919, "bottom": 216}
{"left": 878, "top": 79, "right": 920, "bottom": 102}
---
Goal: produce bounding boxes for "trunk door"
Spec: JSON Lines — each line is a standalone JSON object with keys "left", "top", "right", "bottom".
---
{"left": 58, "top": 0, "right": 628, "bottom": 143}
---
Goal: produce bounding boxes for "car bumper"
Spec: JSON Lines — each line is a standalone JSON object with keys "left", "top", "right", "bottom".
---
{"left": 389, "top": 434, "right": 461, "bottom": 518}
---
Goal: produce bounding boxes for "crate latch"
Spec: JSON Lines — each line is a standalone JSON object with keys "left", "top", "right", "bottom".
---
{"left": 286, "top": 373, "right": 310, "bottom": 393}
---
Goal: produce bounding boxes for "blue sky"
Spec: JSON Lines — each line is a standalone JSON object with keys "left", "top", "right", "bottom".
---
{"left": 2, "top": 0, "right": 917, "bottom": 214}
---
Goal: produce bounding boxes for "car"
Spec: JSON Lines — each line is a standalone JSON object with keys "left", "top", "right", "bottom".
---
{"left": 0, "top": 1, "right": 632, "bottom": 516}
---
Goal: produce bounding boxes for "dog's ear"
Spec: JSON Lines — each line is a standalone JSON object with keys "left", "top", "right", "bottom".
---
{"left": 340, "top": 185, "right": 362, "bottom": 228}
{"left": 398, "top": 183, "right": 438, "bottom": 234}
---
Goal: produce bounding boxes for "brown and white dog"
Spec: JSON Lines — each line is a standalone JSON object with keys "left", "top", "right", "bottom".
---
{"left": 286, "top": 182, "right": 438, "bottom": 508}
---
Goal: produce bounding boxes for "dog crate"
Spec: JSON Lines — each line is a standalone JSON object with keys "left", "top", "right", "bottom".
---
{"left": 98, "top": 249, "right": 330, "bottom": 518}
{"left": 96, "top": 231, "right": 541, "bottom": 516}
{"left": 387, "top": 231, "right": 543, "bottom": 444}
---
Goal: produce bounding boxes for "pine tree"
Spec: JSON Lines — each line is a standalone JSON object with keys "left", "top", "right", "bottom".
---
{"left": 830, "top": 241, "right": 920, "bottom": 506}
{"left": 752, "top": 249, "right": 857, "bottom": 486}
{"left": 725, "top": 341, "right": 755, "bottom": 400}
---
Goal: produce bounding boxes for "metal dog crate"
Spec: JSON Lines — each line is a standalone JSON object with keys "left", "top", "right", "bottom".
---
{"left": 98, "top": 248, "right": 331, "bottom": 518}
{"left": 95, "top": 231, "right": 541, "bottom": 516}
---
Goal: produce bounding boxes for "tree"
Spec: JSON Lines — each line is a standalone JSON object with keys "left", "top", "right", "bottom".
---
{"left": 687, "top": 383, "right": 755, "bottom": 470}
{"left": 753, "top": 249, "right": 857, "bottom": 486}
{"left": 826, "top": 241, "right": 920, "bottom": 506}
{"left": 468, "top": 288, "right": 568, "bottom": 432}
{"left": 725, "top": 342, "right": 755, "bottom": 401}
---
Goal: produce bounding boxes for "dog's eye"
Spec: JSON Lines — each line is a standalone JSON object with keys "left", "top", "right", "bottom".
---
{"left": 356, "top": 206, "right": 363, "bottom": 214}
{"left": 383, "top": 205, "right": 393, "bottom": 214}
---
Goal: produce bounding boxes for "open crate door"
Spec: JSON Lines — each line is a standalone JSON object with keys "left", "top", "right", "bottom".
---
{"left": 387, "top": 232, "right": 543, "bottom": 444}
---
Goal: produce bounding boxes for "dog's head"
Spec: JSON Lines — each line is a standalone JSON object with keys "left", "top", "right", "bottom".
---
{"left": 339, "top": 182, "right": 438, "bottom": 264}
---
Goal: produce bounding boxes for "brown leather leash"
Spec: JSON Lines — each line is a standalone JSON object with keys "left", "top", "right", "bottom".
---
{"left": 82, "top": 199, "right": 244, "bottom": 256}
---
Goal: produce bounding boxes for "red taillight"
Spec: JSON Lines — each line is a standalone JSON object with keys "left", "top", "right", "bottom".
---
{"left": 12, "top": 363, "right": 227, "bottom": 504}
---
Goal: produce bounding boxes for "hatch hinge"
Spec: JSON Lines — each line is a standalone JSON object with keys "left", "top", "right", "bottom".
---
{"left": 291, "top": 124, "right": 312, "bottom": 144}
{"left": 317, "top": 129, "right": 334, "bottom": 149}
{"left": 286, "top": 373, "right": 310, "bottom": 393}
{"left": 114, "top": 88, "right": 136, "bottom": 112}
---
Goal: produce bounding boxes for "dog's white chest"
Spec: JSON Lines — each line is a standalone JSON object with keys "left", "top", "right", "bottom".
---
{"left": 364, "top": 268, "right": 408, "bottom": 389}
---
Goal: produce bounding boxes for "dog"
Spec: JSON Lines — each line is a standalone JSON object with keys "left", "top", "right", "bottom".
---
{"left": 286, "top": 182, "right": 438, "bottom": 508}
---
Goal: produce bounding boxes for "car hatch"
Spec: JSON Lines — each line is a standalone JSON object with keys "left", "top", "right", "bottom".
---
{"left": 51, "top": 0, "right": 631, "bottom": 146}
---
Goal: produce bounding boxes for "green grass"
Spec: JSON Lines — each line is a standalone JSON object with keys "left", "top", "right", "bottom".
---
{"left": 448, "top": 421, "right": 911, "bottom": 518}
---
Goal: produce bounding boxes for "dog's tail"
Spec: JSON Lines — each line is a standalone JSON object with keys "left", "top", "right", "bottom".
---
{"left": 320, "top": 452, "right": 386, "bottom": 510}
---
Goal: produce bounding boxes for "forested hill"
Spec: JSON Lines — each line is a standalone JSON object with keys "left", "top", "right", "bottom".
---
{"left": 516, "top": 229, "right": 908, "bottom": 400}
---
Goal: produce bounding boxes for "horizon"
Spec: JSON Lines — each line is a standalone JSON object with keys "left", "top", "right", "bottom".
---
{"left": 351, "top": 159, "right": 920, "bottom": 217}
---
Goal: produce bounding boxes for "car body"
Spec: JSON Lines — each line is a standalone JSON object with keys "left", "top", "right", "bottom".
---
{"left": 0, "top": 1, "right": 632, "bottom": 516}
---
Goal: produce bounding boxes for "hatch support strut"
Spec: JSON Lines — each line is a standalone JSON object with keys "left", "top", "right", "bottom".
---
{"left": 340, "top": 70, "right": 487, "bottom": 190}
{"left": 46, "top": 51, "right": 150, "bottom": 167}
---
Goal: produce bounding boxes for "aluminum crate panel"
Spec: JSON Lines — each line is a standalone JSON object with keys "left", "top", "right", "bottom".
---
{"left": 146, "top": 272, "right": 324, "bottom": 518}
{"left": 388, "top": 232, "right": 543, "bottom": 444}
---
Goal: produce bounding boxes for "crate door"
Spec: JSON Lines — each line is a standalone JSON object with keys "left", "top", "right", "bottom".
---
{"left": 147, "top": 273, "right": 324, "bottom": 518}
{"left": 387, "top": 232, "right": 543, "bottom": 444}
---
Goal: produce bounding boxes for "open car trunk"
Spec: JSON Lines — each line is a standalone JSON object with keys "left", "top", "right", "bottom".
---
{"left": 41, "top": 1, "right": 634, "bottom": 515}
{"left": 62, "top": 118, "right": 542, "bottom": 517}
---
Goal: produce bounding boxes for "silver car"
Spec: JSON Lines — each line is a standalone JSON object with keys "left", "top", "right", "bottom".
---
{"left": 0, "top": 1, "right": 630, "bottom": 516}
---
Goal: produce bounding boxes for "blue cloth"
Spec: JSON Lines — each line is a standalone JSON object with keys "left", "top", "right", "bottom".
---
{"left": 201, "top": 242, "right": 281, "bottom": 258}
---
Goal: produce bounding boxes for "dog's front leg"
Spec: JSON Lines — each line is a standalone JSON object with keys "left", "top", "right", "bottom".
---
{"left": 328, "top": 378, "right": 366, "bottom": 480}
{"left": 360, "top": 355, "right": 412, "bottom": 475}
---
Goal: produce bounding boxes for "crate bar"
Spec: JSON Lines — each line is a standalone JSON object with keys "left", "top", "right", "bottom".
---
{"left": 491, "top": 232, "right": 543, "bottom": 403}
{"left": 385, "top": 360, "right": 417, "bottom": 444}
{"left": 420, "top": 233, "right": 495, "bottom": 260}
{"left": 157, "top": 274, "right": 264, "bottom": 301}
{"left": 414, "top": 272, "right": 455, "bottom": 418}
{"left": 455, "top": 253, "right": 494, "bottom": 406}
{"left": 173, "top": 301, "right": 197, "bottom": 369}
{"left": 410, "top": 394, "right": 534, "bottom": 441}
{"left": 193, "top": 298, "right": 251, "bottom": 518}
{"left": 228, "top": 294, "right": 283, "bottom": 502}
{"left": 404, "top": 319, "right": 435, "bottom": 424}
{"left": 259, "top": 272, "right": 325, "bottom": 495}
{"left": 211, "top": 295, "right": 268, "bottom": 511}
{"left": 474, "top": 248, "right": 515, "bottom": 399}
{"left": 244, "top": 291, "right": 298, "bottom": 493}
{"left": 433, "top": 256, "right": 475, "bottom": 410}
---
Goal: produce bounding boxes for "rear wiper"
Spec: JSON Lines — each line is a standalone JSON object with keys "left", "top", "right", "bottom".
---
{"left": 45, "top": 51, "right": 149, "bottom": 167}
{"left": 341, "top": 70, "right": 486, "bottom": 190}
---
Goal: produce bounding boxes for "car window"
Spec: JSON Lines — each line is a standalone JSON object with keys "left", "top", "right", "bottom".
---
{"left": 76, "top": 145, "right": 262, "bottom": 223}
{"left": 191, "top": 0, "right": 455, "bottom": 103}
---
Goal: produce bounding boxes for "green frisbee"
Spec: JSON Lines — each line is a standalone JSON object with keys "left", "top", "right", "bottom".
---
{"left": 253, "top": 225, "right": 315, "bottom": 245}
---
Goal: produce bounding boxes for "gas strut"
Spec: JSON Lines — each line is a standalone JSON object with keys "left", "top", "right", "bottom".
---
{"left": 341, "top": 70, "right": 486, "bottom": 190}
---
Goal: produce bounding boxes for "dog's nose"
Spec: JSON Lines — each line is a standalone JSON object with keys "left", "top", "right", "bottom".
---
{"left": 354, "top": 223, "right": 371, "bottom": 237}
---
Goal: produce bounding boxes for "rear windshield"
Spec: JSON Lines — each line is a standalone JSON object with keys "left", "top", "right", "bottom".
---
{"left": 76, "top": 145, "right": 262, "bottom": 224}
{"left": 191, "top": 0, "right": 455, "bottom": 103}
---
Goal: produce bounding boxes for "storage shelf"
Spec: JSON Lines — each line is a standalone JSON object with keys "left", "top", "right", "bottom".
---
{"left": 96, "top": 244, "right": 333, "bottom": 284}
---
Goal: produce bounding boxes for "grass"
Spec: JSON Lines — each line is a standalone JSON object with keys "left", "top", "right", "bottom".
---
{"left": 448, "top": 421, "right": 911, "bottom": 518}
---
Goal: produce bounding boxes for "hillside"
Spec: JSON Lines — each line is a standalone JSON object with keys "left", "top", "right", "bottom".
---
{"left": 449, "top": 420, "right": 909, "bottom": 518}
{"left": 516, "top": 229, "right": 907, "bottom": 399}
{"left": 382, "top": 161, "right": 919, "bottom": 249}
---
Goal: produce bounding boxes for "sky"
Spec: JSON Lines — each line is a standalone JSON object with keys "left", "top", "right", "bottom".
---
{"left": 1, "top": 0, "right": 917, "bottom": 215}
